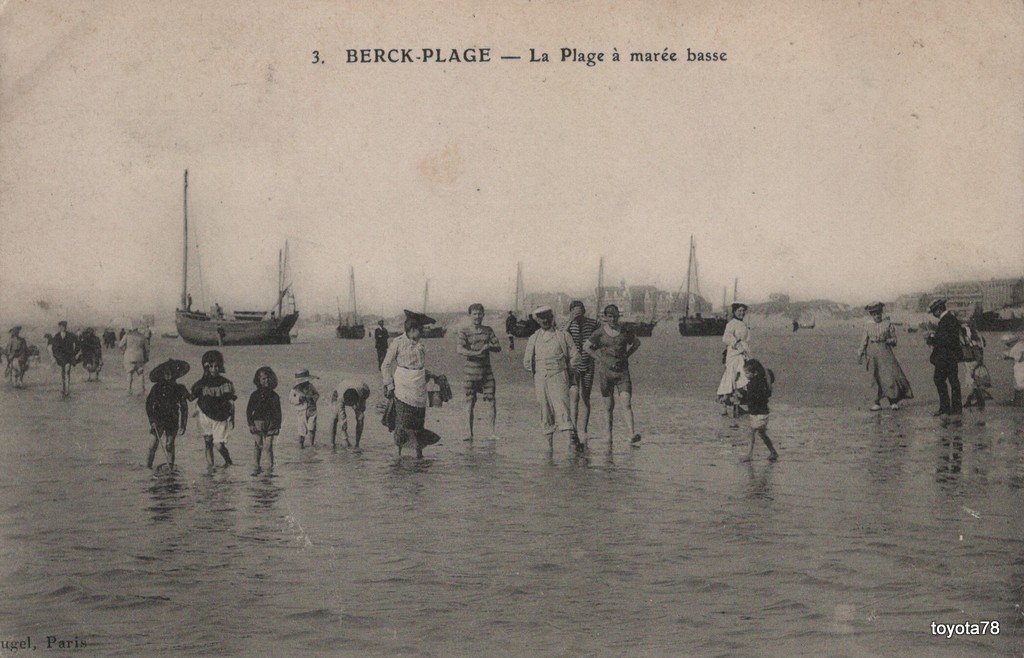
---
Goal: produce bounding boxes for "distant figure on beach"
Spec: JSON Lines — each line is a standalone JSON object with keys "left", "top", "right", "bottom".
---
{"left": 792, "top": 318, "right": 799, "bottom": 333}
{"left": 374, "top": 319, "right": 390, "bottom": 369}
{"left": 857, "top": 302, "right": 913, "bottom": 410}
{"left": 736, "top": 359, "right": 778, "bottom": 462}
{"left": 717, "top": 303, "right": 750, "bottom": 418}
{"left": 566, "top": 300, "right": 600, "bottom": 438}
{"left": 119, "top": 328, "right": 149, "bottom": 395}
{"left": 145, "top": 359, "right": 190, "bottom": 470}
{"left": 331, "top": 378, "right": 370, "bottom": 448}
{"left": 381, "top": 311, "right": 442, "bottom": 458}
{"left": 586, "top": 304, "right": 641, "bottom": 446}
{"left": 523, "top": 306, "right": 581, "bottom": 452}
{"left": 247, "top": 366, "right": 282, "bottom": 474}
{"left": 118, "top": 328, "right": 125, "bottom": 343}
{"left": 290, "top": 370, "right": 320, "bottom": 449}
{"left": 1001, "top": 334, "right": 1024, "bottom": 406}
{"left": 192, "top": 350, "right": 234, "bottom": 468}
{"left": 102, "top": 328, "right": 117, "bottom": 349}
{"left": 5, "top": 326, "right": 29, "bottom": 388}
{"left": 505, "top": 311, "right": 518, "bottom": 350}
{"left": 78, "top": 328, "right": 103, "bottom": 382}
{"left": 51, "top": 320, "right": 79, "bottom": 397}
{"left": 213, "top": 303, "right": 224, "bottom": 320}
{"left": 957, "top": 317, "right": 986, "bottom": 412}
{"left": 926, "top": 298, "right": 962, "bottom": 420}
{"left": 456, "top": 303, "right": 501, "bottom": 442}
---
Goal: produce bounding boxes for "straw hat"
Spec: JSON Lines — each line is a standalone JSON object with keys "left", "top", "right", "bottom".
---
{"left": 532, "top": 305, "right": 554, "bottom": 319}
{"left": 294, "top": 369, "right": 319, "bottom": 381}
{"left": 149, "top": 358, "right": 190, "bottom": 383}
{"left": 403, "top": 310, "right": 436, "bottom": 326}
{"left": 928, "top": 298, "right": 947, "bottom": 314}
{"left": 865, "top": 302, "right": 885, "bottom": 315}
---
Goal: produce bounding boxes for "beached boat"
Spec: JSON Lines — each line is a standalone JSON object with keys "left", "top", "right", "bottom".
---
{"left": 420, "top": 279, "right": 447, "bottom": 339}
{"left": 508, "top": 262, "right": 539, "bottom": 338}
{"left": 336, "top": 266, "right": 366, "bottom": 339}
{"left": 677, "top": 236, "right": 728, "bottom": 337}
{"left": 174, "top": 170, "right": 299, "bottom": 346}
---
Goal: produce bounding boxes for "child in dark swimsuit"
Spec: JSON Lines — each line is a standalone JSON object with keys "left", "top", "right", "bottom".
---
{"left": 145, "top": 359, "right": 191, "bottom": 470}
{"left": 736, "top": 359, "right": 778, "bottom": 462}
{"left": 247, "top": 366, "right": 282, "bottom": 474}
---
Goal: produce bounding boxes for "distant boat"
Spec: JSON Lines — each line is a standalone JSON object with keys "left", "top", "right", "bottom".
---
{"left": 420, "top": 279, "right": 446, "bottom": 339}
{"left": 974, "top": 310, "right": 1023, "bottom": 332}
{"left": 677, "top": 236, "right": 728, "bottom": 337}
{"left": 596, "top": 256, "right": 657, "bottom": 336}
{"left": 336, "top": 266, "right": 365, "bottom": 339}
{"left": 508, "top": 262, "right": 539, "bottom": 338}
{"left": 174, "top": 170, "right": 299, "bottom": 346}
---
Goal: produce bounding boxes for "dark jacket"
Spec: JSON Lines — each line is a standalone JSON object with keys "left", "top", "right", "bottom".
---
{"left": 738, "top": 377, "right": 771, "bottom": 415}
{"left": 146, "top": 381, "right": 190, "bottom": 433}
{"left": 928, "top": 312, "right": 963, "bottom": 364}
{"left": 246, "top": 388, "right": 282, "bottom": 436}
{"left": 50, "top": 331, "right": 79, "bottom": 365}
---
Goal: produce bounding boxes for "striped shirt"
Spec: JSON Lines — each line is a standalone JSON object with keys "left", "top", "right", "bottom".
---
{"left": 457, "top": 325, "right": 497, "bottom": 382}
{"left": 566, "top": 316, "right": 600, "bottom": 372}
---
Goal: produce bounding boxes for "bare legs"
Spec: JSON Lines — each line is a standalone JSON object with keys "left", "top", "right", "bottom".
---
{"left": 742, "top": 428, "right": 778, "bottom": 462}
{"left": 602, "top": 391, "right": 638, "bottom": 445}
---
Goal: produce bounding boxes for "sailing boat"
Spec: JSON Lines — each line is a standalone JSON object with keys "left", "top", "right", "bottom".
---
{"left": 174, "top": 170, "right": 299, "bottom": 346}
{"left": 336, "top": 266, "right": 366, "bottom": 339}
{"left": 509, "top": 261, "right": 539, "bottom": 338}
{"left": 596, "top": 257, "right": 657, "bottom": 337}
{"left": 419, "top": 279, "right": 447, "bottom": 339}
{"left": 677, "top": 236, "right": 728, "bottom": 337}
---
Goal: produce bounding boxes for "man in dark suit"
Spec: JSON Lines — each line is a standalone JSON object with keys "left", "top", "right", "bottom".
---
{"left": 926, "top": 299, "right": 963, "bottom": 418}
{"left": 373, "top": 319, "right": 390, "bottom": 369}
{"left": 51, "top": 320, "right": 79, "bottom": 397}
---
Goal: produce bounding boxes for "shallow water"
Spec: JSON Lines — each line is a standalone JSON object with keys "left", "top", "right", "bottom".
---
{"left": 0, "top": 326, "right": 1022, "bottom": 656}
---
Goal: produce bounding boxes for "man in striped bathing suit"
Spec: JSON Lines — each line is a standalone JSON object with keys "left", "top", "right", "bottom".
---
{"left": 566, "top": 300, "right": 600, "bottom": 439}
{"left": 456, "top": 303, "right": 501, "bottom": 441}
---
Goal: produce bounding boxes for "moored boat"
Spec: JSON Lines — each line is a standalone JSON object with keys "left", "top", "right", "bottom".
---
{"left": 677, "top": 236, "right": 729, "bottom": 337}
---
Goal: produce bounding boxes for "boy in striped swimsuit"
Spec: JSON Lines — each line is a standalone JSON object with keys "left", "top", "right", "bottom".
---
{"left": 457, "top": 303, "right": 501, "bottom": 441}
{"left": 566, "top": 300, "right": 600, "bottom": 439}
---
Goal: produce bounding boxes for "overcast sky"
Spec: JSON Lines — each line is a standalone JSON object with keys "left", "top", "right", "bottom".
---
{"left": 1, "top": 1, "right": 1021, "bottom": 322}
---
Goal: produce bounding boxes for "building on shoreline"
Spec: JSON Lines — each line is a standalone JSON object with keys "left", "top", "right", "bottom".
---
{"left": 932, "top": 278, "right": 1024, "bottom": 315}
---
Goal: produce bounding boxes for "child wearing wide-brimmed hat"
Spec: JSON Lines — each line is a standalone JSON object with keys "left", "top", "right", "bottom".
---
{"left": 145, "top": 358, "right": 191, "bottom": 470}
{"left": 247, "top": 366, "right": 282, "bottom": 474}
{"left": 1002, "top": 334, "right": 1024, "bottom": 406}
{"left": 290, "top": 369, "right": 320, "bottom": 448}
{"left": 191, "top": 350, "right": 235, "bottom": 468}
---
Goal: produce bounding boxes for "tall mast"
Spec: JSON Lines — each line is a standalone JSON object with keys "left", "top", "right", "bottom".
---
{"left": 423, "top": 279, "right": 429, "bottom": 314}
{"left": 733, "top": 278, "right": 738, "bottom": 303}
{"left": 684, "top": 236, "right": 693, "bottom": 318}
{"left": 349, "top": 266, "right": 358, "bottom": 318}
{"left": 596, "top": 256, "right": 605, "bottom": 318}
{"left": 722, "top": 287, "right": 727, "bottom": 314}
{"left": 514, "top": 261, "right": 524, "bottom": 313}
{"left": 277, "top": 247, "right": 283, "bottom": 316}
{"left": 181, "top": 170, "right": 188, "bottom": 310}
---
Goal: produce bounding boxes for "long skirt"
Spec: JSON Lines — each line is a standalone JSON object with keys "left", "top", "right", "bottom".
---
{"left": 717, "top": 352, "right": 748, "bottom": 402}
{"left": 393, "top": 398, "right": 440, "bottom": 448}
{"left": 865, "top": 343, "right": 913, "bottom": 403}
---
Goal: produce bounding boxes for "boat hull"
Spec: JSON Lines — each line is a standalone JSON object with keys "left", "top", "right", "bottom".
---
{"left": 336, "top": 325, "right": 366, "bottom": 339}
{"left": 175, "top": 310, "right": 299, "bottom": 346}
{"left": 622, "top": 321, "right": 656, "bottom": 337}
{"left": 677, "top": 317, "right": 728, "bottom": 337}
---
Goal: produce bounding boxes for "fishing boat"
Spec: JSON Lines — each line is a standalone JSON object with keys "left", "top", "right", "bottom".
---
{"left": 174, "top": 170, "right": 299, "bottom": 346}
{"left": 336, "top": 266, "right": 366, "bottom": 339}
{"left": 419, "top": 279, "right": 447, "bottom": 339}
{"left": 677, "top": 236, "right": 728, "bottom": 337}
{"left": 508, "top": 262, "right": 539, "bottom": 338}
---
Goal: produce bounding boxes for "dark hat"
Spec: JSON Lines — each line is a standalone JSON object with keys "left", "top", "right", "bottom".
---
{"left": 569, "top": 300, "right": 586, "bottom": 312}
{"left": 928, "top": 298, "right": 947, "bottom": 313}
{"left": 403, "top": 309, "right": 436, "bottom": 326}
{"left": 731, "top": 302, "right": 748, "bottom": 312}
{"left": 253, "top": 366, "right": 278, "bottom": 389}
{"left": 149, "top": 358, "right": 190, "bottom": 383}
{"left": 294, "top": 369, "right": 319, "bottom": 380}
{"left": 865, "top": 302, "right": 885, "bottom": 314}
{"left": 81, "top": 327, "right": 95, "bottom": 334}
{"left": 8, "top": 326, "right": 21, "bottom": 335}
{"left": 58, "top": 320, "right": 68, "bottom": 327}
{"left": 201, "top": 350, "right": 225, "bottom": 370}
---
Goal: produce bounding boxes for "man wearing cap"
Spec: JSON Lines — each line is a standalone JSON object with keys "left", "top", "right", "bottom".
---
{"left": 290, "top": 370, "right": 321, "bottom": 448}
{"left": 926, "top": 298, "right": 963, "bottom": 418}
{"left": 330, "top": 378, "right": 371, "bottom": 447}
{"left": 51, "top": 320, "right": 79, "bottom": 397}
{"left": 522, "top": 306, "right": 581, "bottom": 451}
{"left": 374, "top": 319, "right": 390, "bottom": 369}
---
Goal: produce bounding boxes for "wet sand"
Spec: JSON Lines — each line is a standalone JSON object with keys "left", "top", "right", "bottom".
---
{"left": 0, "top": 324, "right": 1021, "bottom": 656}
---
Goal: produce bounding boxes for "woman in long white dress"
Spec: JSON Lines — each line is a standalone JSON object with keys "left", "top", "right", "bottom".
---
{"left": 857, "top": 302, "right": 913, "bottom": 410}
{"left": 717, "top": 303, "right": 750, "bottom": 416}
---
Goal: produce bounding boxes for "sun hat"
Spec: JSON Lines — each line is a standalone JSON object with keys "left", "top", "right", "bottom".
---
{"left": 294, "top": 369, "right": 319, "bottom": 380}
{"left": 865, "top": 302, "right": 885, "bottom": 314}
{"left": 928, "top": 298, "right": 947, "bottom": 314}
{"left": 532, "top": 305, "right": 554, "bottom": 319}
{"left": 149, "top": 358, "right": 190, "bottom": 383}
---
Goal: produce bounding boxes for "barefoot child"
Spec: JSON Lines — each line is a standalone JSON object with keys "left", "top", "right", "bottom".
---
{"left": 331, "top": 378, "right": 370, "bottom": 448}
{"left": 145, "top": 359, "right": 191, "bottom": 470}
{"left": 247, "top": 366, "right": 281, "bottom": 474}
{"left": 736, "top": 359, "right": 778, "bottom": 462}
{"left": 290, "top": 370, "right": 320, "bottom": 448}
{"left": 191, "top": 350, "right": 235, "bottom": 468}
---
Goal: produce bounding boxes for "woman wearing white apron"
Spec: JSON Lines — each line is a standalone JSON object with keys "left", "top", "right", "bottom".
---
{"left": 717, "top": 302, "right": 750, "bottom": 417}
{"left": 381, "top": 311, "right": 441, "bottom": 458}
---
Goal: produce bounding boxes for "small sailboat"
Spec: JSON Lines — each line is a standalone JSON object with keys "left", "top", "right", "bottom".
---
{"left": 174, "top": 170, "right": 299, "bottom": 346}
{"left": 508, "top": 261, "right": 539, "bottom": 338}
{"left": 336, "top": 266, "right": 366, "bottom": 339}
{"left": 677, "top": 236, "right": 728, "bottom": 337}
{"left": 419, "top": 279, "right": 447, "bottom": 339}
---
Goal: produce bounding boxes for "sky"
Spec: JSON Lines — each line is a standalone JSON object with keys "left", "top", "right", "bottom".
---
{"left": 1, "top": 0, "right": 1021, "bottom": 323}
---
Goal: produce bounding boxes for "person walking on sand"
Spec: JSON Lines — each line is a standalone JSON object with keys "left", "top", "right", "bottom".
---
{"left": 247, "top": 366, "right": 282, "bottom": 474}
{"left": 330, "top": 378, "right": 370, "bottom": 448}
{"left": 585, "top": 304, "right": 641, "bottom": 446}
{"left": 566, "top": 300, "right": 600, "bottom": 439}
{"left": 926, "top": 298, "right": 963, "bottom": 421}
{"left": 382, "top": 311, "right": 442, "bottom": 459}
{"left": 191, "top": 350, "right": 235, "bottom": 468}
{"left": 119, "top": 328, "right": 149, "bottom": 395}
{"left": 290, "top": 370, "right": 320, "bottom": 448}
{"left": 79, "top": 328, "right": 103, "bottom": 382}
{"left": 736, "top": 359, "right": 778, "bottom": 462}
{"left": 523, "top": 306, "right": 582, "bottom": 453}
{"left": 374, "top": 319, "right": 390, "bottom": 369}
{"left": 857, "top": 302, "right": 913, "bottom": 410}
{"left": 145, "top": 359, "right": 191, "bottom": 470}
{"left": 5, "top": 326, "right": 29, "bottom": 388}
{"left": 505, "top": 311, "right": 518, "bottom": 350}
{"left": 456, "top": 303, "right": 501, "bottom": 442}
{"left": 717, "top": 303, "right": 751, "bottom": 418}
{"left": 51, "top": 320, "right": 79, "bottom": 397}
{"left": 1002, "top": 333, "right": 1024, "bottom": 406}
